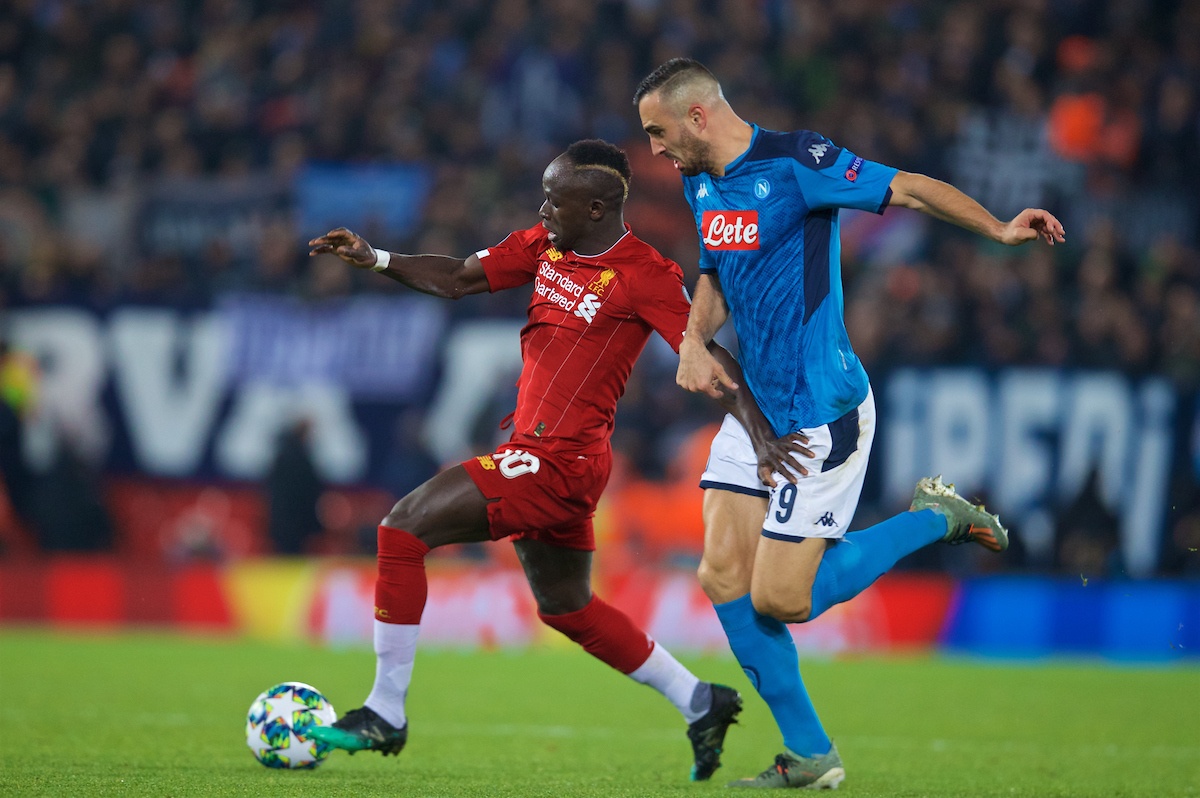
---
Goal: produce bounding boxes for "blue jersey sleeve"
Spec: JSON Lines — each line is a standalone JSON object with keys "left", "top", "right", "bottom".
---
{"left": 793, "top": 143, "right": 897, "bottom": 214}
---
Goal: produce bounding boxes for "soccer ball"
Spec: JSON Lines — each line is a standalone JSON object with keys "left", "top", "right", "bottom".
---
{"left": 245, "top": 681, "right": 337, "bottom": 769}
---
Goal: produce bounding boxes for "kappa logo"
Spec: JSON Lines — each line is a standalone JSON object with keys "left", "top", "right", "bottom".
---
{"left": 696, "top": 182, "right": 709, "bottom": 199}
{"left": 574, "top": 293, "right": 602, "bottom": 322}
{"left": 816, "top": 511, "right": 838, "bottom": 528}
{"left": 808, "top": 141, "right": 831, "bottom": 163}
{"left": 701, "top": 211, "right": 759, "bottom": 250}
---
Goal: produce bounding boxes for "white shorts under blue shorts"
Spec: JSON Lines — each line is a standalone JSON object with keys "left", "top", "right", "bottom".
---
{"left": 698, "top": 388, "right": 876, "bottom": 542}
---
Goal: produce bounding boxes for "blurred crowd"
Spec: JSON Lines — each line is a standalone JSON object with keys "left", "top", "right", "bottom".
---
{"left": 2, "top": 0, "right": 1199, "bottom": 371}
{"left": 2, "top": 0, "right": 1199, "bottom": 573}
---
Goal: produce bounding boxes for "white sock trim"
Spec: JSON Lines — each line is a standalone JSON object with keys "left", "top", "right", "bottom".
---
{"left": 627, "top": 642, "right": 705, "bottom": 723}
{"left": 364, "top": 620, "right": 419, "bottom": 729}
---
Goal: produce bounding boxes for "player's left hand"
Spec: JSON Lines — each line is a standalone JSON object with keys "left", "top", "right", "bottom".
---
{"left": 755, "top": 432, "right": 814, "bottom": 486}
{"left": 1001, "top": 209, "right": 1066, "bottom": 246}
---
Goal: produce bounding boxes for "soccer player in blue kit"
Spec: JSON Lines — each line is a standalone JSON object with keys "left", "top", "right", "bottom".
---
{"left": 635, "top": 58, "right": 1067, "bottom": 789}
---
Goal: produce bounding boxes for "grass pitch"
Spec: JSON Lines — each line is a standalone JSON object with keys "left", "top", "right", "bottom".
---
{"left": 1, "top": 629, "right": 1197, "bottom": 797}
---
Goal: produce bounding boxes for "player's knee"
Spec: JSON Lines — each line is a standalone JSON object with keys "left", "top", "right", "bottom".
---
{"left": 537, "top": 597, "right": 584, "bottom": 620}
{"left": 696, "top": 558, "right": 719, "bottom": 597}
{"left": 381, "top": 498, "right": 430, "bottom": 541}
{"left": 751, "top": 591, "right": 812, "bottom": 624}
{"left": 697, "top": 555, "right": 751, "bottom": 603}
{"left": 381, "top": 508, "right": 410, "bottom": 533}
{"left": 531, "top": 585, "right": 591, "bottom": 617}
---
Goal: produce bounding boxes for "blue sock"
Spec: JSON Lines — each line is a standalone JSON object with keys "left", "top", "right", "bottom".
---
{"left": 713, "top": 594, "right": 830, "bottom": 757}
{"left": 808, "top": 509, "right": 946, "bottom": 622}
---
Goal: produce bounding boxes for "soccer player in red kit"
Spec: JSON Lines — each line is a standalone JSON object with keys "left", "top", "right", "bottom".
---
{"left": 306, "top": 139, "right": 805, "bottom": 780}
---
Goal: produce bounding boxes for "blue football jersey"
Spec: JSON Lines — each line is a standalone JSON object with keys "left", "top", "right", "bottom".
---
{"left": 683, "top": 125, "right": 897, "bottom": 435}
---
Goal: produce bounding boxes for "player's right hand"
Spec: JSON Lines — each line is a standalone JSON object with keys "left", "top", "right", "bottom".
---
{"left": 755, "top": 432, "right": 814, "bottom": 486}
{"left": 308, "top": 227, "right": 378, "bottom": 269}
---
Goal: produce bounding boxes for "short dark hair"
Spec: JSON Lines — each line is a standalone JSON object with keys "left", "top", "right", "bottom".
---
{"left": 565, "top": 139, "right": 631, "bottom": 183}
{"left": 633, "top": 57, "right": 716, "bottom": 105}
{"left": 565, "top": 139, "right": 631, "bottom": 203}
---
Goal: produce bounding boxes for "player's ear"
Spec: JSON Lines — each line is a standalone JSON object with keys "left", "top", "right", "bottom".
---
{"left": 689, "top": 104, "right": 706, "bottom": 130}
{"left": 590, "top": 199, "right": 606, "bottom": 220}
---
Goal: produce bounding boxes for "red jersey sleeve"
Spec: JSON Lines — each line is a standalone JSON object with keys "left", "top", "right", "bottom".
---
{"left": 630, "top": 256, "right": 691, "bottom": 352}
{"left": 478, "top": 225, "right": 545, "bottom": 292}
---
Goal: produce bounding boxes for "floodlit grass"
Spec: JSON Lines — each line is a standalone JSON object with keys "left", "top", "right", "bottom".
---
{"left": 1, "top": 628, "right": 1197, "bottom": 796}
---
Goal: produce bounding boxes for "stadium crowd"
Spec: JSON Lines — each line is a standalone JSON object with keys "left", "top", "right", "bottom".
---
{"left": 1, "top": 0, "right": 1198, "bottom": 574}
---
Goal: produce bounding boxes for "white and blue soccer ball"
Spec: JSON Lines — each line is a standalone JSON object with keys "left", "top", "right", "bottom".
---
{"left": 245, "top": 681, "right": 337, "bottom": 769}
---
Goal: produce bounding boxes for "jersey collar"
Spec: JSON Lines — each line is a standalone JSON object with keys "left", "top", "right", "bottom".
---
{"left": 720, "top": 124, "right": 760, "bottom": 177}
{"left": 571, "top": 224, "right": 632, "bottom": 259}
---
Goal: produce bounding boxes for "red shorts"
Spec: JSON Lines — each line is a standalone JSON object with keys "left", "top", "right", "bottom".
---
{"left": 461, "top": 442, "right": 611, "bottom": 551}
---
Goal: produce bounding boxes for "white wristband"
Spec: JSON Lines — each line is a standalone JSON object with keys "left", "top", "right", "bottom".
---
{"left": 371, "top": 248, "right": 391, "bottom": 272}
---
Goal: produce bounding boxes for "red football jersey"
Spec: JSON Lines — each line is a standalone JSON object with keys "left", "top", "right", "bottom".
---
{"left": 479, "top": 224, "right": 690, "bottom": 454}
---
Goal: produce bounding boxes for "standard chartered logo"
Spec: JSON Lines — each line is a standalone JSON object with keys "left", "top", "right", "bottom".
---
{"left": 573, "top": 293, "right": 601, "bottom": 323}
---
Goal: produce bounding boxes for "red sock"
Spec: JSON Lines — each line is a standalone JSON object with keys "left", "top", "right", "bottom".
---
{"left": 538, "top": 595, "right": 655, "bottom": 674}
{"left": 374, "top": 525, "right": 430, "bottom": 624}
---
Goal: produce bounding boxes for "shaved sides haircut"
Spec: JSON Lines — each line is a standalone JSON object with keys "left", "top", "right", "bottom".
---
{"left": 566, "top": 139, "right": 632, "bottom": 204}
{"left": 633, "top": 57, "right": 722, "bottom": 109}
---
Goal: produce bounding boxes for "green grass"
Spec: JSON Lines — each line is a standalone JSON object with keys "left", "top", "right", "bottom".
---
{"left": 1, "top": 629, "right": 1197, "bottom": 797}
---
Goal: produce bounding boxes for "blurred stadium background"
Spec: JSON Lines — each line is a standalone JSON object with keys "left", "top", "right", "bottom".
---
{"left": 1, "top": 0, "right": 1198, "bottom": 662}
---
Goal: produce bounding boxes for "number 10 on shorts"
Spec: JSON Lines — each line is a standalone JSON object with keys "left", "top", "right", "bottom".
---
{"left": 493, "top": 448, "right": 541, "bottom": 478}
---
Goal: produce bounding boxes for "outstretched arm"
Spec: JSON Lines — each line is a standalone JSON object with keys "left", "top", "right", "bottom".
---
{"left": 677, "top": 273, "right": 736, "bottom": 398}
{"left": 887, "top": 172, "right": 1066, "bottom": 247}
{"left": 708, "top": 341, "right": 812, "bottom": 484}
{"left": 308, "top": 227, "right": 491, "bottom": 299}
